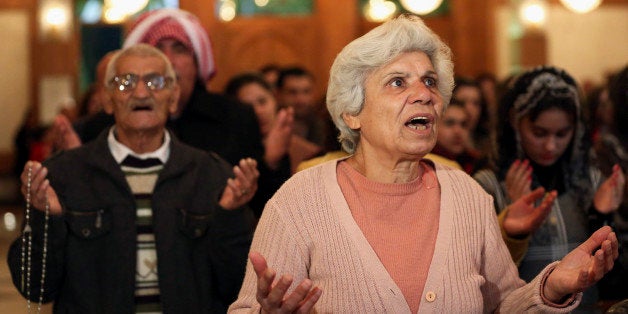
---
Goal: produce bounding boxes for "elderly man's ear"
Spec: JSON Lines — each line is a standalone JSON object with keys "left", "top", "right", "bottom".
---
{"left": 342, "top": 112, "right": 361, "bottom": 130}
{"left": 104, "top": 91, "right": 114, "bottom": 115}
{"left": 100, "top": 92, "right": 113, "bottom": 115}
{"left": 168, "top": 84, "right": 181, "bottom": 115}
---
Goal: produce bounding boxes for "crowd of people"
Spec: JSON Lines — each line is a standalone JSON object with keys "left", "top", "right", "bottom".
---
{"left": 9, "top": 8, "right": 627, "bottom": 314}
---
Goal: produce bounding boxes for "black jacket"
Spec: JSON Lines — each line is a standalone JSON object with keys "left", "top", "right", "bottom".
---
{"left": 8, "top": 130, "right": 254, "bottom": 313}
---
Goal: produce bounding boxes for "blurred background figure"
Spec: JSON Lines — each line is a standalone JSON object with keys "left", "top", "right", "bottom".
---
{"left": 225, "top": 72, "right": 321, "bottom": 174}
{"left": 76, "top": 84, "right": 105, "bottom": 118}
{"left": 275, "top": 66, "right": 327, "bottom": 149}
{"left": 452, "top": 77, "right": 497, "bottom": 168}
{"left": 72, "top": 50, "right": 118, "bottom": 143}
{"left": 476, "top": 71, "right": 499, "bottom": 120}
{"left": 56, "top": 97, "right": 78, "bottom": 123}
{"left": 431, "top": 99, "right": 483, "bottom": 174}
{"left": 591, "top": 65, "right": 628, "bottom": 305}
{"left": 585, "top": 84, "right": 613, "bottom": 145}
{"left": 12, "top": 107, "right": 51, "bottom": 179}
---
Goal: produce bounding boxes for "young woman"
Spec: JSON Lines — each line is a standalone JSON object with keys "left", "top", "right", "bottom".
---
{"left": 225, "top": 72, "right": 322, "bottom": 175}
{"left": 474, "top": 66, "right": 625, "bottom": 310}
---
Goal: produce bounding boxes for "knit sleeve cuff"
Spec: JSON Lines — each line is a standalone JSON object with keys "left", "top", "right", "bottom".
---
{"left": 539, "top": 262, "right": 579, "bottom": 308}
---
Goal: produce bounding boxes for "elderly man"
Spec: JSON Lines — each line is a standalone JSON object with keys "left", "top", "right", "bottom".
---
{"left": 57, "top": 8, "right": 287, "bottom": 218}
{"left": 9, "top": 44, "right": 257, "bottom": 313}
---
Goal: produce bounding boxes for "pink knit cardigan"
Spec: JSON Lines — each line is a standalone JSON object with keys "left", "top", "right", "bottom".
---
{"left": 229, "top": 159, "right": 581, "bottom": 313}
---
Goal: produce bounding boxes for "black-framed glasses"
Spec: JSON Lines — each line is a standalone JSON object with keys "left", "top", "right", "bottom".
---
{"left": 111, "top": 73, "right": 174, "bottom": 92}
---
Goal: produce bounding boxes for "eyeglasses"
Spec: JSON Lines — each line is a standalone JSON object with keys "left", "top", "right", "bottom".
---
{"left": 111, "top": 73, "right": 174, "bottom": 92}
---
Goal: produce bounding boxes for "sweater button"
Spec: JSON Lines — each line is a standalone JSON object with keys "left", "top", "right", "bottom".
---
{"left": 425, "top": 291, "right": 436, "bottom": 302}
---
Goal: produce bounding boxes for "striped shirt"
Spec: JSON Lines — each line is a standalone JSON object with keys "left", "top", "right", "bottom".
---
{"left": 108, "top": 128, "right": 170, "bottom": 313}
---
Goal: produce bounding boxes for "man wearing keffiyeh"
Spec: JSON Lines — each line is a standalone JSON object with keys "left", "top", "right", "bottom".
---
{"left": 125, "top": 8, "right": 292, "bottom": 220}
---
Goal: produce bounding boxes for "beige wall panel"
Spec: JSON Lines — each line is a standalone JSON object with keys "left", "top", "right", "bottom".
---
{"left": 0, "top": 10, "right": 29, "bottom": 152}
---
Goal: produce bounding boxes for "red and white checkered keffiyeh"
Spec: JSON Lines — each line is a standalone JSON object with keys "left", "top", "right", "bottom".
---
{"left": 123, "top": 8, "right": 216, "bottom": 82}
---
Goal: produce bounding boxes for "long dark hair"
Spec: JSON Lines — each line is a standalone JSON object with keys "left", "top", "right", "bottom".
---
{"left": 497, "top": 66, "right": 593, "bottom": 207}
{"left": 224, "top": 72, "right": 273, "bottom": 100}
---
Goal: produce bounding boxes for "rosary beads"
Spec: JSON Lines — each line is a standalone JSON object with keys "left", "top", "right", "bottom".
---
{"left": 21, "top": 165, "right": 50, "bottom": 314}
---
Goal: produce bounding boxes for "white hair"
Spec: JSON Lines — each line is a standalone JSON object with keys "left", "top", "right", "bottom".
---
{"left": 104, "top": 43, "right": 177, "bottom": 89}
{"left": 327, "top": 14, "right": 454, "bottom": 153}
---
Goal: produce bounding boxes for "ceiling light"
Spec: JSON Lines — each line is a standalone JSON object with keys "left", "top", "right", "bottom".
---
{"left": 400, "top": 0, "right": 443, "bottom": 15}
{"left": 364, "top": 0, "right": 397, "bottom": 22}
{"left": 560, "top": 0, "right": 602, "bottom": 14}
{"left": 519, "top": 0, "right": 547, "bottom": 27}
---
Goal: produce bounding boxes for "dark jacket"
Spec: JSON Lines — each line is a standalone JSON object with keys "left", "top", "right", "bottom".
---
{"left": 8, "top": 130, "right": 254, "bottom": 313}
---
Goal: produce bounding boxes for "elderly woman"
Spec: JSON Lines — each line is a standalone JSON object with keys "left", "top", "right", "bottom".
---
{"left": 228, "top": 15, "right": 618, "bottom": 313}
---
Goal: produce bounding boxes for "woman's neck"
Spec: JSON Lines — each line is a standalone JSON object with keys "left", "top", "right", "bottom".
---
{"left": 532, "top": 161, "right": 565, "bottom": 193}
{"left": 347, "top": 149, "right": 423, "bottom": 184}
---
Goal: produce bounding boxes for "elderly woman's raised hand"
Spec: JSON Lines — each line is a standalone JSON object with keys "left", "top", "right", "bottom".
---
{"left": 503, "top": 187, "right": 557, "bottom": 238}
{"left": 505, "top": 159, "right": 532, "bottom": 203}
{"left": 20, "top": 161, "right": 62, "bottom": 215}
{"left": 593, "top": 164, "right": 626, "bottom": 214}
{"left": 219, "top": 158, "right": 259, "bottom": 210}
{"left": 249, "top": 251, "right": 322, "bottom": 313}
{"left": 543, "top": 226, "right": 619, "bottom": 303}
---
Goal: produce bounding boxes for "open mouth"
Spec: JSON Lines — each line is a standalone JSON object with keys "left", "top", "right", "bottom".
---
{"left": 131, "top": 105, "right": 153, "bottom": 111}
{"left": 405, "top": 116, "right": 432, "bottom": 130}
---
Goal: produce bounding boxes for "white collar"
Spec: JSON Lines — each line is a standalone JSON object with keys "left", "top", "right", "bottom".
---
{"left": 107, "top": 126, "right": 171, "bottom": 164}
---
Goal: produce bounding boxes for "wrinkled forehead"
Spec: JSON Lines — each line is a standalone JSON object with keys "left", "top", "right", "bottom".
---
{"left": 114, "top": 54, "right": 167, "bottom": 76}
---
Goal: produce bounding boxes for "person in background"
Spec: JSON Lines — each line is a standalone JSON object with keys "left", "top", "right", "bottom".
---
{"left": 225, "top": 72, "right": 321, "bottom": 218}
{"left": 431, "top": 99, "right": 483, "bottom": 174}
{"left": 275, "top": 66, "right": 327, "bottom": 148}
{"left": 51, "top": 50, "right": 119, "bottom": 153}
{"left": 229, "top": 15, "right": 619, "bottom": 313}
{"left": 73, "top": 50, "right": 119, "bottom": 144}
{"left": 476, "top": 71, "right": 499, "bottom": 120}
{"left": 452, "top": 77, "right": 497, "bottom": 168}
{"left": 585, "top": 85, "right": 613, "bottom": 145}
{"left": 225, "top": 72, "right": 321, "bottom": 174}
{"left": 13, "top": 107, "right": 51, "bottom": 179}
{"left": 75, "top": 50, "right": 118, "bottom": 122}
{"left": 592, "top": 65, "right": 628, "bottom": 305}
{"left": 76, "top": 84, "right": 103, "bottom": 118}
{"left": 473, "top": 65, "right": 625, "bottom": 312}
{"left": 8, "top": 44, "right": 257, "bottom": 313}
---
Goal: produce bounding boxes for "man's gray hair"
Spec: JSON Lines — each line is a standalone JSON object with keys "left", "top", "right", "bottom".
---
{"left": 104, "top": 43, "right": 177, "bottom": 89}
